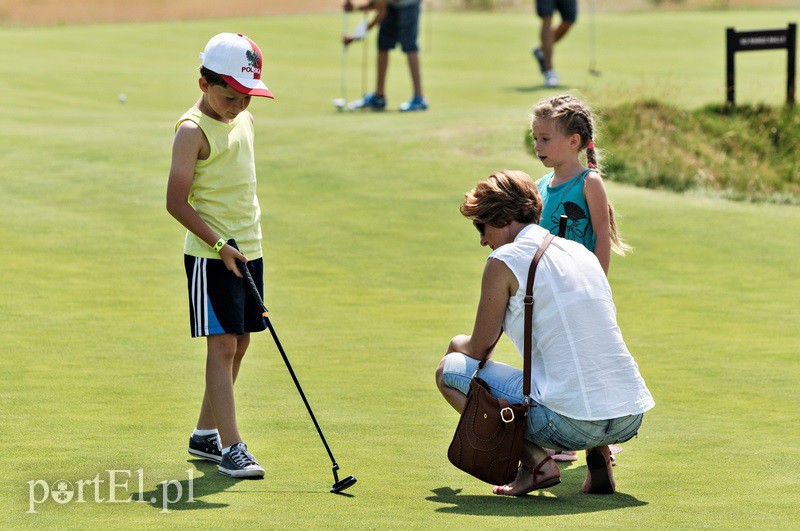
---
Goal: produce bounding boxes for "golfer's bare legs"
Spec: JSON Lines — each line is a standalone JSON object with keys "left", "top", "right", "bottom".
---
{"left": 377, "top": 50, "right": 389, "bottom": 96}
{"left": 197, "top": 333, "right": 250, "bottom": 447}
{"left": 540, "top": 16, "right": 574, "bottom": 71}
{"left": 406, "top": 51, "right": 423, "bottom": 96}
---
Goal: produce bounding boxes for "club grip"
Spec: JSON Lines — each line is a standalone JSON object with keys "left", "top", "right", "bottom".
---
{"left": 227, "top": 239, "right": 268, "bottom": 316}
{"left": 557, "top": 215, "right": 568, "bottom": 238}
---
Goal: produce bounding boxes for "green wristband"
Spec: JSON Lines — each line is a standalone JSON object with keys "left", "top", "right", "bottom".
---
{"left": 213, "top": 238, "right": 226, "bottom": 253}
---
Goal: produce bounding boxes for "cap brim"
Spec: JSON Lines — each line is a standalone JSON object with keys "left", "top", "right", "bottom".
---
{"left": 221, "top": 74, "right": 274, "bottom": 99}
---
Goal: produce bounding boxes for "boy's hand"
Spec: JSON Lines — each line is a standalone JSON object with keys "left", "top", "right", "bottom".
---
{"left": 343, "top": 0, "right": 354, "bottom": 11}
{"left": 219, "top": 244, "right": 247, "bottom": 278}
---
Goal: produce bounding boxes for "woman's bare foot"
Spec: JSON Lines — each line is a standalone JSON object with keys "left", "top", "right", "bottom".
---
{"left": 582, "top": 445, "right": 616, "bottom": 494}
{"left": 492, "top": 455, "right": 561, "bottom": 496}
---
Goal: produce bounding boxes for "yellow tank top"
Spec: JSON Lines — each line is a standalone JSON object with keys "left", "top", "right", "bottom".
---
{"left": 176, "top": 108, "right": 262, "bottom": 259}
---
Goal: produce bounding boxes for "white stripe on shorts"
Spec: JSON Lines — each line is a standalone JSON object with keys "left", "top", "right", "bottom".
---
{"left": 191, "top": 258, "right": 209, "bottom": 336}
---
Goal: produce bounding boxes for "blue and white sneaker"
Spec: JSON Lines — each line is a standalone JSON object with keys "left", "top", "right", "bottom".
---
{"left": 218, "top": 442, "right": 265, "bottom": 478}
{"left": 398, "top": 95, "right": 428, "bottom": 112}
{"left": 532, "top": 47, "right": 547, "bottom": 75}
{"left": 188, "top": 432, "right": 222, "bottom": 463}
{"left": 348, "top": 92, "right": 386, "bottom": 111}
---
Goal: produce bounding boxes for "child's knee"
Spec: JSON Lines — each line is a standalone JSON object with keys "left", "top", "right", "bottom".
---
{"left": 207, "top": 334, "right": 238, "bottom": 360}
{"left": 236, "top": 334, "right": 250, "bottom": 355}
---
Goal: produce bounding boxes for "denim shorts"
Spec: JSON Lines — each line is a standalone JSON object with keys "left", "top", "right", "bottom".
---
{"left": 378, "top": 2, "right": 421, "bottom": 53}
{"left": 441, "top": 353, "right": 643, "bottom": 450}
{"left": 535, "top": 0, "right": 577, "bottom": 23}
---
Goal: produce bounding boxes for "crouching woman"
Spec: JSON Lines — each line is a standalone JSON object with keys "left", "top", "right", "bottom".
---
{"left": 436, "top": 170, "right": 654, "bottom": 496}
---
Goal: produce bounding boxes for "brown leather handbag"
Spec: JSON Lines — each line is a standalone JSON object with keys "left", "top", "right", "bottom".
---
{"left": 447, "top": 233, "right": 554, "bottom": 485}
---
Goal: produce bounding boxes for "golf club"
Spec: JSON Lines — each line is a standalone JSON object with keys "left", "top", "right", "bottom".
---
{"left": 558, "top": 214, "right": 568, "bottom": 238}
{"left": 588, "top": 0, "right": 601, "bottom": 76}
{"left": 361, "top": 13, "right": 368, "bottom": 103}
{"left": 333, "top": 9, "right": 349, "bottom": 111}
{"left": 227, "top": 240, "right": 357, "bottom": 494}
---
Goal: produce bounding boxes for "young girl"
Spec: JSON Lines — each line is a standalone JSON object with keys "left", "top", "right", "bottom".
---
{"left": 531, "top": 94, "right": 630, "bottom": 462}
{"left": 530, "top": 94, "right": 630, "bottom": 275}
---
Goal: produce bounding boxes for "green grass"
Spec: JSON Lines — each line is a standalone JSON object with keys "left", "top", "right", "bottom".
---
{"left": 1, "top": 9, "right": 799, "bottom": 528}
{"left": 525, "top": 101, "right": 800, "bottom": 202}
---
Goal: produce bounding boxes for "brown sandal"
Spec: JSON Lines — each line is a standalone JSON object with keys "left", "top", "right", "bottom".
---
{"left": 492, "top": 456, "right": 561, "bottom": 496}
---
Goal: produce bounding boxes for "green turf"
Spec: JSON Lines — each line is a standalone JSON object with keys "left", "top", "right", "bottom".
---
{"left": 1, "top": 8, "right": 799, "bottom": 528}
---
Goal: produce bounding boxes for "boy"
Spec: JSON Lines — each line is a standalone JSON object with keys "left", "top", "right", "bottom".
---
{"left": 532, "top": 0, "right": 577, "bottom": 87}
{"left": 166, "top": 33, "right": 274, "bottom": 478}
{"left": 343, "top": 0, "right": 428, "bottom": 112}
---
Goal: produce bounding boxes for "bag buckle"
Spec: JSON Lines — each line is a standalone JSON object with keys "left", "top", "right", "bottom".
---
{"left": 523, "top": 295, "right": 533, "bottom": 306}
{"left": 500, "top": 407, "right": 515, "bottom": 423}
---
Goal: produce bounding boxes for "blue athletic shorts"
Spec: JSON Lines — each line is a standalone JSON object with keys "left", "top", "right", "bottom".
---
{"left": 184, "top": 255, "right": 267, "bottom": 338}
{"left": 378, "top": 2, "right": 421, "bottom": 53}
{"left": 441, "top": 353, "right": 643, "bottom": 450}
{"left": 535, "top": 0, "right": 577, "bottom": 23}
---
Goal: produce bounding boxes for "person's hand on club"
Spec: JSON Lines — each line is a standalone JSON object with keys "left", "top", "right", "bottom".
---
{"left": 219, "top": 244, "right": 247, "bottom": 278}
{"left": 342, "top": 0, "right": 354, "bottom": 12}
{"left": 343, "top": 34, "right": 356, "bottom": 46}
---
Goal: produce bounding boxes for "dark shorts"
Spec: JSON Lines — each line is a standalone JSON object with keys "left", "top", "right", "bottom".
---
{"left": 378, "top": 2, "right": 421, "bottom": 53}
{"left": 184, "top": 255, "right": 267, "bottom": 338}
{"left": 535, "top": 0, "right": 577, "bottom": 23}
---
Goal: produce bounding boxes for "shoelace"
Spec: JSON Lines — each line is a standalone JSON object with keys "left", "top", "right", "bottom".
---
{"left": 229, "top": 445, "right": 257, "bottom": 468}
{"left": 207, "top": 434, "right": 221, "bottom": 451}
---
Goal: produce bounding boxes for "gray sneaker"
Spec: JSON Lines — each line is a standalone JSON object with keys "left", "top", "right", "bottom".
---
{"left": 218, "top": 442, "right": 265, "bottom": 478}
{"left": 188, "top": 432, "right": 222, "bottom": 463}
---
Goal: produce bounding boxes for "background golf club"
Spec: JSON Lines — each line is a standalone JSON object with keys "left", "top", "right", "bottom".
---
{"left": 334, "top": 9, "right": 348, "bottom": 111}
{"left": 589, "top": 0, "right": 600, "bottom": 76}
{"left": 227, "top": 239, "right": 357, "bottom": 494}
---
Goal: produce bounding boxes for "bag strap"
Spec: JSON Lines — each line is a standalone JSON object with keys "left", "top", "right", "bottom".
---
{"left": 523, "top": 233, "right": 555, "bottom": 399}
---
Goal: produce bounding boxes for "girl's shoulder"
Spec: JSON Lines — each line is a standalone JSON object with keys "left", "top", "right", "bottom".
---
{"left": 582, "top": 169, "right": 605, "bottom": 188}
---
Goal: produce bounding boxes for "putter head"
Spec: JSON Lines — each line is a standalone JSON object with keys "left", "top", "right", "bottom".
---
{"left": 330, "top": 475, "right": 357, "bottom": 494}
{"left": 333, "top": 98, "right": 346, "bottom": 111}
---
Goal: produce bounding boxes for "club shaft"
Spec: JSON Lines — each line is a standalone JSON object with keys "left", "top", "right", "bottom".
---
{"left": 341, "top": 11, "right": 348, "bottom": 100}
{"left": 361, "top": 12, "right": 368, "bottom": 97}
{"left": 265, "top": 318, "right": 338, "bottom": 466}
{"left": 231, "top": 248, "right": 339, "bottom": 467}
{"left": 558, "top": 214, "right": 568, "bottom": 237}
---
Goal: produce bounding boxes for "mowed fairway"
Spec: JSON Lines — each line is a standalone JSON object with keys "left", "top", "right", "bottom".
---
{"left": 1, "top": 9, "right": 798, "bottom": 528}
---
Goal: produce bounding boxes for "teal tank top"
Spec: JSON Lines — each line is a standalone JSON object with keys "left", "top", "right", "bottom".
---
{"left": 537, "top": 169, "right": 595, "bottom": 251}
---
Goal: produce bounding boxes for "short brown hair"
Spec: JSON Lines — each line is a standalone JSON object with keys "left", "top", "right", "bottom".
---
{"left": 200, "top": 66, "right": 229, "bottom": 88}
{"left": 460, "top": 170, "right": 542, "bottom": 228}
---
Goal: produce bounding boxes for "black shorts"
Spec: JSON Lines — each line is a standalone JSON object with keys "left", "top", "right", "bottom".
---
{"left": 378, "top": 2, "right": 421, "bottom": 53}
{"left": 184, "top": 255, "right": 267, "bottom": 338}
{"left": 535, "top": 0, "right": 577, "bottom": 23}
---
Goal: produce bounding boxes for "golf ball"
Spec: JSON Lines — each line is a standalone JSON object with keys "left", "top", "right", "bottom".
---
{"left": 118, "top": 93, "right": 127, "bottom": 103}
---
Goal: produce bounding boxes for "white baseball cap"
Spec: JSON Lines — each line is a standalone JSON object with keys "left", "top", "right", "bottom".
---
{"left": 199, "top": 33, "right": 274, "bottom": 99}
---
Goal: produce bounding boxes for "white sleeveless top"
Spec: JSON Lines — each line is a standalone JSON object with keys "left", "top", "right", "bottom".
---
{"left": 489, "top": 224, "right": 655, "bottom": 421}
